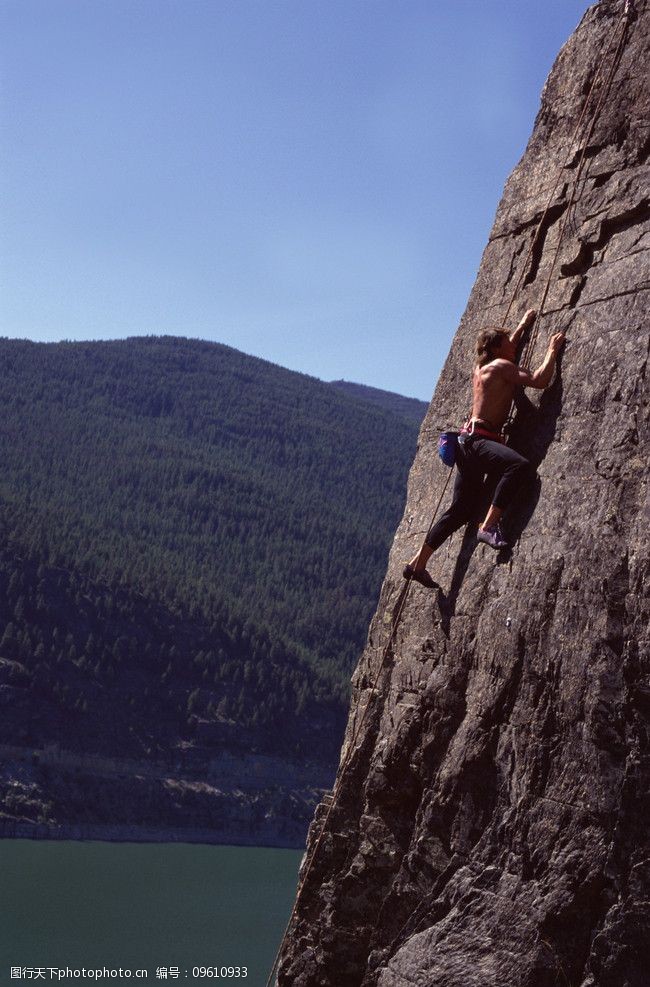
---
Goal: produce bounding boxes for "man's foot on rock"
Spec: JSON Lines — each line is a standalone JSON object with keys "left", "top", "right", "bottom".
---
{"left": 477, "top": 523, "right": 508, "bottom": 550}
{"left": 403, "top": 563, "right": 437, "bottom": 589}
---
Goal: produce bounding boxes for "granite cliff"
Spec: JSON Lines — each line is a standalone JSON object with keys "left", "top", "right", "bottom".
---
{"left": 278, "top": 2, "right": 649, "bottom": 984}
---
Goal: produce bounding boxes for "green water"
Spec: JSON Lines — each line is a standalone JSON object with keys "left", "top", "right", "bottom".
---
{"left": 0, "top": 840, "right": 303, "bottom": 987}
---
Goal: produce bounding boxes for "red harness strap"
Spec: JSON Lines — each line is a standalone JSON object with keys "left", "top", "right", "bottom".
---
{"left": 460, "top": 420, "right": 505, "bottom": 444}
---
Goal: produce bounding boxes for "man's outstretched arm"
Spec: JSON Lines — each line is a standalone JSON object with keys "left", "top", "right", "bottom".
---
{"left": 509, "top": 308, "right": 536, "bottom": 347}
{"left": 505, "top": 332, "right": 566, "bottom": 389}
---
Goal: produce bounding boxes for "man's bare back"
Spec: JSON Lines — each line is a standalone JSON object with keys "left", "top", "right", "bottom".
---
{"left": 472, "top": 359, "right": 519, "bottom": 431}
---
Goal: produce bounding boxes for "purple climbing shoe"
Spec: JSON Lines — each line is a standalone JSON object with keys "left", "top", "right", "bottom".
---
{"left": 403, "top": 564, "right": 437, "bottom": 589}
{"left": 477, "top": 523, "right": 508, "bottom": 550}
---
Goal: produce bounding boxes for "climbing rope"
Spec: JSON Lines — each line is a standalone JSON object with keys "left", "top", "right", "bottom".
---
{"left": 503, "top": 0, "right": 632, "bottom": 452}
{"left": 264, "top": 467, "right": 453, "bottom": 987}
{"left": 346, "top": 1, "right": 635, "bottom": 961}
{"left": 265, "top": 4, "right": 633, "bottom": 984}
{"left": 512, "top": 1, "right": 632, "bottom": 376}
{"left": 503, "top": 0, "right": 632, "bottom": 335}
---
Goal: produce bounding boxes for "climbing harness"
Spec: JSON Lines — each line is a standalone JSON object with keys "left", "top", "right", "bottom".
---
{"left": 437, "top": 416, "right": 507, "bottom": 464}
{"left": 265, "top": 5, "right": 634, "bottom": 984}
{"left": 460, "top": 419, "right": 505, "bottom": 444}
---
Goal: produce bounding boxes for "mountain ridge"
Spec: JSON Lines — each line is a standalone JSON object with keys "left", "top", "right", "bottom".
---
{"left": 328, "top": 380, "right": 428, "bottom": 425}
{"left": 0, "top": 334, "right": 423, "bottom": 844}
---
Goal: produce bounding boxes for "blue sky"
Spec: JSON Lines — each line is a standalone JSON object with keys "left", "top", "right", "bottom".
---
{"left": 1, "top": 0, "right": 592, "bottom": 400}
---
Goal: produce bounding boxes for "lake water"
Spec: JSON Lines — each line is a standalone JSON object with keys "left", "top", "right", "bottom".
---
{"left": 0, "top": 840, "right": 303, "bottom": 987}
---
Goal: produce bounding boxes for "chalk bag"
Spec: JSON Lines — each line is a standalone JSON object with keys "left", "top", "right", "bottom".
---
{"left": 437, "top": 431, "right": 459, "bottom": 467}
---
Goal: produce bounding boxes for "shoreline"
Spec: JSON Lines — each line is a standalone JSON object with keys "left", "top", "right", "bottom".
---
{"left": 0, "top": 818, "right": 306, "bottom": 850}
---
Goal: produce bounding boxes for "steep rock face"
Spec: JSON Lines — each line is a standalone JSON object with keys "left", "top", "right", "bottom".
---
{"left": 279, "top": 2, "right": 649, "bottom": 985}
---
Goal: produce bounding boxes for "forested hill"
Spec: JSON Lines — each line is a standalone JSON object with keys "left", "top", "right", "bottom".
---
{"left": 0, "top": 336, "right": 421, "bottom": 768}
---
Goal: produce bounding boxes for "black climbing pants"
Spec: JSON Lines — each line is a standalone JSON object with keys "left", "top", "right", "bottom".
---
{"left": 425, "top": 436, "right": 529, "bottom": 551}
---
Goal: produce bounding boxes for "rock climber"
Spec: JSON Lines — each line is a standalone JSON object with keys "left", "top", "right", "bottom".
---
{"left": 404, "top": 309, "right": 565, "bottom": 587}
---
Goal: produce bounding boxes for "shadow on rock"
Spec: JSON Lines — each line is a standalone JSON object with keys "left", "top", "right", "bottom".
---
{"left": 438, "top": 523, "right": 480, "bottom": 637}
{"left": 502, "top": 351, "right": 565, "bottom": 545}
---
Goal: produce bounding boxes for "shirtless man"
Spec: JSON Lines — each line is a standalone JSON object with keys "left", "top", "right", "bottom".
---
{"left": 404, "top": 309, "right": 565, "bottom": 587}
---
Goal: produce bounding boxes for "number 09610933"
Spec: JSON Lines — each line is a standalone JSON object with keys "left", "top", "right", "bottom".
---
{"left": 192, "top": 967, "right": 248, "bottom": 979}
